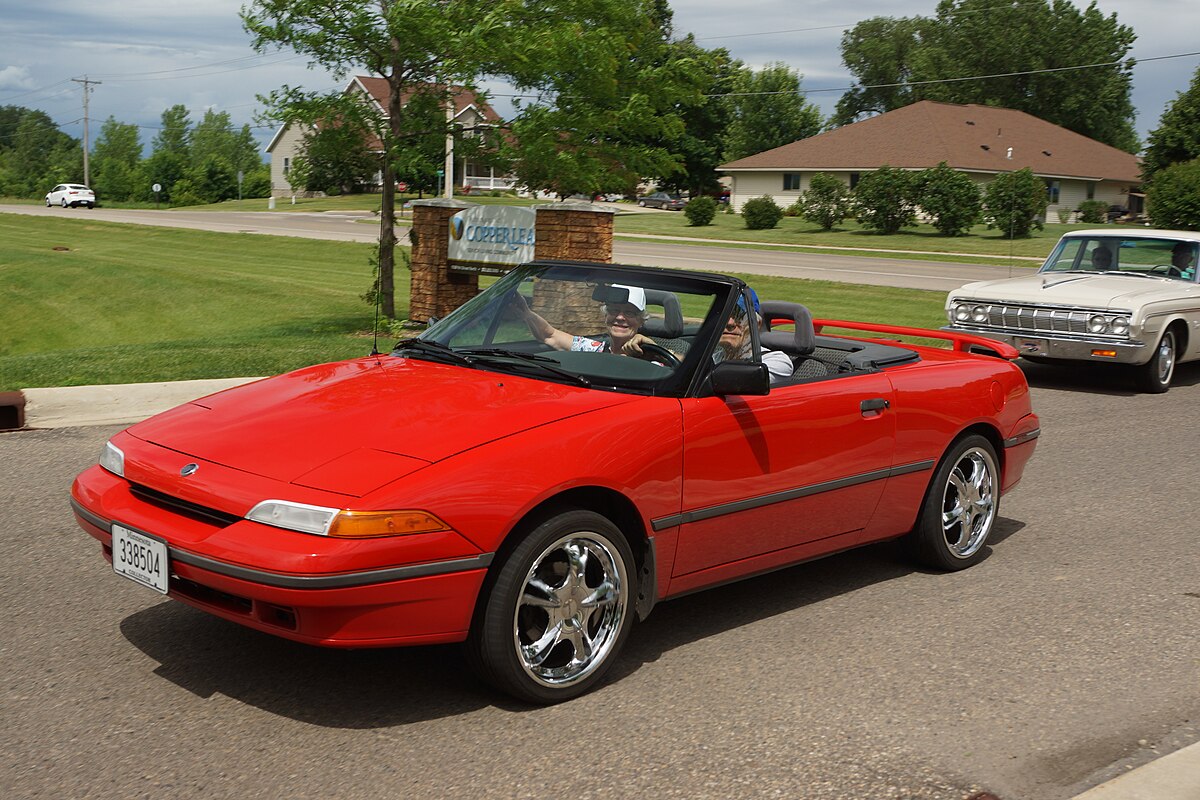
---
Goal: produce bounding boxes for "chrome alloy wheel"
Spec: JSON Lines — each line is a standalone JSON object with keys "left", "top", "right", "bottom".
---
{"left": 940, "top": 446, "right": 998, "bottom": 559}
{"left": 513, "top": 532, "right": 629, "bottom": 688}
{"left": 1154, "top": 331, "right": 1176, "bottom": 385}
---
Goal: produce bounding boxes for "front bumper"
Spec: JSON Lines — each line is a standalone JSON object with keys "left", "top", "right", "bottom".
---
{"left": 71, "top": 468, "right": 491, "bottom": 648}
{"left": 942, "top": 325, "right": 1148, "bottom": 365}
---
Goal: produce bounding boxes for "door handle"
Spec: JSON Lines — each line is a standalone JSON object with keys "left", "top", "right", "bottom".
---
{"left": 860, "top": 398, "right": 890, "bottom": 413}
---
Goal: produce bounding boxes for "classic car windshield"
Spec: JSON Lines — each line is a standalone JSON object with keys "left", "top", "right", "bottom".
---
{"left": 1041, "top": 236, "right": 1199, "bottom": 281}
{"left": 407, "top": 263, "right": 729, "bottom": 393}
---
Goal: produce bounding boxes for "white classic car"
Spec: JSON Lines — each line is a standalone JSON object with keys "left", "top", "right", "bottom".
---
{"left": 945, "top": 229, "right": 1200, "bottom": 393}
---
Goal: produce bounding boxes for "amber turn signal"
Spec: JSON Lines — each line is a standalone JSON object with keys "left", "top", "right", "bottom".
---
{"left": 327, "top": 510, "right": 451, "bottom": 538}
{"left": 1090, "top": 350, "right": 1118, "bottom": 358}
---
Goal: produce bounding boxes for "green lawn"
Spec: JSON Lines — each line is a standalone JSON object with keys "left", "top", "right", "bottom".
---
{"left": 0, "top": 212, "right": 953, "bottom": 390}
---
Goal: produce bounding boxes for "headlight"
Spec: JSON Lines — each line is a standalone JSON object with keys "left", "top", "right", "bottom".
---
{"left": 246, "top": 500, "right": 450, "bottom": 538}
{"left": 971, "top": 305, "right": 988, "bottom": 323}
{"left": 99, "top": 441, "right": 125, "bottom": 477}
{"left": 1111, "top": 316, "right": 1130, "bottom": 335}
{"left": 953, "top": 303, "right": 971, "bottom": 322}
{"left": 1088, "top": 314, "right": 1110, "bottom": 334}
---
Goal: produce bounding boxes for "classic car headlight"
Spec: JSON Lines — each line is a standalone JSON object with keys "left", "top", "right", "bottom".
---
{"left": 952, "top": 303, "right": 971, "bottom": 322}
{"left": 99, "top": 441, "right": 125, "bottom": 477}
{"left": 246, "top": 500, "right": 450, "bottom": 538}
{"left": 1111, "top": 316, "right": 1130, "bottom": 335}
{"left": 1088, "top": 314, "right": 1110, "bottom": 334}
{"left": 970, "top": 304, "right": 988, "bottom": 323}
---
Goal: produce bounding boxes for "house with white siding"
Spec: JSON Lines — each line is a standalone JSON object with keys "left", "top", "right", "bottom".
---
{"left": 266, "top": 76, "right": 513, "bottom": 197}
{"left": 719, "top": 101, "right": 1142, "bottom": 221}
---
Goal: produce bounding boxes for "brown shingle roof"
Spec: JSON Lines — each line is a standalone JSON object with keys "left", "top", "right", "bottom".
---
{"left": 720, "top": 101, "right": 1140, "bottom": 183}
{"left": 352, "top": 76, "right": 501, "bottom": 123}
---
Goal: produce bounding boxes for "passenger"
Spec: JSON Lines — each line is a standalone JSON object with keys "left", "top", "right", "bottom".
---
{"left": 718, "top": 289, "right": 794, "bottom": 385}
{"left": 510, "top": 284, "right": 657, "bottom": 356}
{"left": 1090, "top": 245, "right": 1115, "bottom": 271}
{"left": 1169, "top": 242, "right": 1197, "bottom": 279}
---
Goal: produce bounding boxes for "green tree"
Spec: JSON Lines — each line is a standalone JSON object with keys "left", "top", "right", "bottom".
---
{"left": 797, "top": 172, "right": 851, "bottom": 231}
{"left": 839, "top": 1, "right": 1138, "bottom": 151}
{"left": 1147, "top": 158, "right": 1200, "bottom": 230}
{"left": 834, "top": 17, "right": 922, "bottom": 125}
{"left": 8, "top": 111, "right": 79, "bottom": 196}
{"left": 983, "top": 168, "right": 1047, "bottom": 238}
{"left": 297, "top": 116, "right": 381, "bottom": 195}
{"left": 91, "top": 117, "right": 143, "bottom": 201}
{"left": 191, "top": 109, "right": 237, "bottom": 168}
{"left": 723, "top": 63, "right": 824, "bottom": 162}
{"left": 145, "top": 105, "right": 191, "bottom": 202}
{"left": 1142, "top": 66, "right": 1200, "bottom": 181}
{"left": 915, "top": 162, "right": 981, "bottom": 236}
{"left": 853, "top": 166, "right": 917, "bottom": 234}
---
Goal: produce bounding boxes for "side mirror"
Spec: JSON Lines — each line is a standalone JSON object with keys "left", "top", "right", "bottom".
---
{"left": 709, "top": 361, "right": 770, "bottom": 396}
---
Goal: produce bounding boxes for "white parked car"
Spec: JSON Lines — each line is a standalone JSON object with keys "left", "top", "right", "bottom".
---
{"left": 45, "top": 184, "right": 95, "bottom": 208}
{"left": 945, "top": 229, "right": 1200, "bottom": 393}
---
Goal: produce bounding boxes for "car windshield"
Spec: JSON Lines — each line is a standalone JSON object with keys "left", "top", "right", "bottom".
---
{"left": 1041, "top": 236, "right": 1199, "bottom": 281}
{"left": 406, "top": 262, "right": 731, "bottom": 395}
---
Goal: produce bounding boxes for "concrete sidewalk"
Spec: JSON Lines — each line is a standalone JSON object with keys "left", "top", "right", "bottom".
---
{"left": 14, "top": 377, "right": 261, "bottom": 429}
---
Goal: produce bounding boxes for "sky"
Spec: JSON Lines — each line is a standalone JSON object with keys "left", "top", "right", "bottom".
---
{"left": 2, "top": 0, "right": 1197, "bottom": 161}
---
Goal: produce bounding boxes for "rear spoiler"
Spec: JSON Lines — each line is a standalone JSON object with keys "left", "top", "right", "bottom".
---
{"left": 811, "top": 319, "right": 1020, "bottom": 361}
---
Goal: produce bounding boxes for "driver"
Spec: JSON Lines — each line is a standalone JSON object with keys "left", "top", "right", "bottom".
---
{"left": 1170, "top": 242, "right": 1197, "bottom": 279}
{"left": 510, "top": 284, "right": 658, "bottom": 357}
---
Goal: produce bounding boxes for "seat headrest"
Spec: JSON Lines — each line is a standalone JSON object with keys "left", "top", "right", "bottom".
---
{"left": 641, "top": 288, "right": 684, "bottom": 338}
{"left": 758, "top": 300, "right": 815, "bottom": 355}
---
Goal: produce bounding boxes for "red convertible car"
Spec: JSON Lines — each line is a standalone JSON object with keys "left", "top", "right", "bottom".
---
{"left": 72, "top": 261, "right": 1040, "bottom": 703}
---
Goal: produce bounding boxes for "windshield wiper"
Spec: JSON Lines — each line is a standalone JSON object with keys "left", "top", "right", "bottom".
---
{"left": 458, "top": 347, "right": 592, "bottom": 387}
{"left": 392, "top": 338, "right": 474, "bottom": 366}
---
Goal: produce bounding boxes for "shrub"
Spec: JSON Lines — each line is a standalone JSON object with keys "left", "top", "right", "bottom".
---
{"left": 983, "top": 168, "right": 1047, "bottom": 238}
{"left": 1077, "top": 199, "right": 1108, "bottom": 224}
{"left": 797, "top": 172, "right": 850, "bottom": 231}
{"left": 684, "top": 195, "right": 718, "bottom": 226}
{"left": 741, "top": 195, "right": 784, "bottom": 230}
{"left": 1056, "top": 207, "right": 1072, "bottom": 223}
{"left": 914, "top": 162, "right": 981, "bottom": 236}
{"left": 853, "top": 166, "right": 917, "bottom": 234}
{"left": 1147, "top": 158, "right": 1200, "bottom": 230}
{"left": 783, "top": 201, "right": 803, "bottom": 217}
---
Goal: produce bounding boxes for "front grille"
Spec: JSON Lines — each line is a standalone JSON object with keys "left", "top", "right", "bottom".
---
{"left": 962, "top": 303, "right": 1127, "bottom": 338}
{"left": 130, "top": 483, "right": 241, "bottom": 527}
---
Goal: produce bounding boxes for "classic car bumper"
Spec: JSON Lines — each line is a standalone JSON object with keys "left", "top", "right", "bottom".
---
{"left": 942, "top": 325, "right": 1148, "bottom": 364}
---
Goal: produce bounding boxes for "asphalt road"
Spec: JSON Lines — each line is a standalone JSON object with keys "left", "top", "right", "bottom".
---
{"left": 0, "top": 203, "right": 1034, "bottom": 291}
{"left": 3, "top": 361, "right": 1198, "bottom": 800}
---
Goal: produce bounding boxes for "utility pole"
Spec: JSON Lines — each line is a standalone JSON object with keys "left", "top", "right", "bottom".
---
{"left": 72, "top": 76, "right": 101, "bottom": 186}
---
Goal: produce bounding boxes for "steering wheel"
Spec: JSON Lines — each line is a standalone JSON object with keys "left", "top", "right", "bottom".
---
{"left": 635, "top": 342, "right": 682, "bottom": 366}
{"left": 1147, "top": 264, "right": 1186, "bottom": 277}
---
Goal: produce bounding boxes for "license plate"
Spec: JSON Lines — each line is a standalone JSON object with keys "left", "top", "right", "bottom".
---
{"left": 112, "top": 524, "right": 169, "bottom": 594}
{"left": 1016, "top": 337, "right": 1047, "bottom": 355}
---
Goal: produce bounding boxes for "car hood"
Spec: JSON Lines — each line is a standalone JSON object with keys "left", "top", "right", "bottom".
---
{"left": 128, "top": 357, "right": 638, "bottom": 487}
{"left": 951, "top": 272, "right": 1198, "bottom": 308}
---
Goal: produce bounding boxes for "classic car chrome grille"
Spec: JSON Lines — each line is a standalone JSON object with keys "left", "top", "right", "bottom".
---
{"left": 960, "top": 302, "right": 1129, "bottom": 338}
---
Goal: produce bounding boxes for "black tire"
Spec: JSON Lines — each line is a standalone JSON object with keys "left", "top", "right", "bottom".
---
{"left": 60, "top": 198, "right": 68, "bottom": 208}
{"left": 1135, "top": 329, "right": 1176, "bottom": 394}
{"left": 906, "top": 435, "right": 1000, "bottom": 571}
{"left": 466, "top": 509, "right": 636, "bottom": 704}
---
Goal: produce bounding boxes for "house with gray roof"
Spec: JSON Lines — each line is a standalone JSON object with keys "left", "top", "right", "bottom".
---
{"left": 719, "top": 100, "right": 1142, "bottom": 221}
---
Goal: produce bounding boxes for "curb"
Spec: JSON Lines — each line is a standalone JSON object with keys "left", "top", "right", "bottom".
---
{"left": 2, "top": 377, "right": 262, "bottom": 431}
{"left": 1071, "top": 739, "right": 1200, "bottom": 800}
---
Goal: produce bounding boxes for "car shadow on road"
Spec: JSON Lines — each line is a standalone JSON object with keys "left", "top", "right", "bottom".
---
{"left": 118, "top": 517, "right": 1027, "bottom": 725}
{"left": 1019, "top": 357, "right": 1200, "bottom": 395}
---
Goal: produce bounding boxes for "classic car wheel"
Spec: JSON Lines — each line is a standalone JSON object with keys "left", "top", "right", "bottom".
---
{"left": 1135, "top": 329, "right": 1176, "bottom": 393}
{"left": 467, "top": 510, "right": 635, "bottom": 703}
{"left": 907, "top": 435, "right": 999, "bottom": 571}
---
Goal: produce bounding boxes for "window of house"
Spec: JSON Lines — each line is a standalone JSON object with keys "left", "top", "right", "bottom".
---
{"left": 1086, "top": 183, "right": 1095, "bottom": 200}
{"left": 849, "top": 172, "right": 860, "bottom": 190}
{"left": 783, "top": 173, "right": 802, "bottom": 191}
{"left": 283, "top": 157, "right": 290, "bottom": 176}
{"left": 1045, "top": 180, "right": 1060, "bottom": 204}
